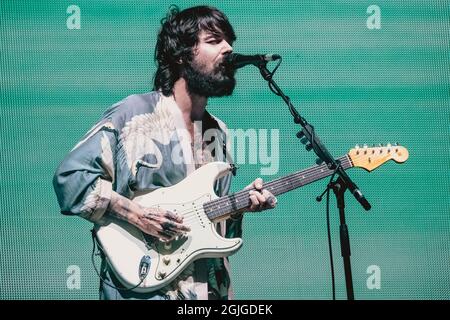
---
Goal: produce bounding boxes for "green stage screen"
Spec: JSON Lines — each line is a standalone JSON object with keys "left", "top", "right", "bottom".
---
{"left": 0, "top": 0, "right": 448, "bottom": 300}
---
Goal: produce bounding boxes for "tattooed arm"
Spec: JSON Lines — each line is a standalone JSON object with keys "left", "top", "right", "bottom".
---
{"left": 106, "top": 191, "right": 190, "bottom": 241}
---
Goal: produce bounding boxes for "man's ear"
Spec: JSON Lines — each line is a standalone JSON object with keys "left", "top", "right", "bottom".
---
{"left": 176, "top": 58, "right": 183, "bottom": 64}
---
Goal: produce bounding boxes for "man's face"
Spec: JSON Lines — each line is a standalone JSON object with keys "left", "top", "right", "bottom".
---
{"left": 182, "top": 30, "right": 236, "bottom": 97}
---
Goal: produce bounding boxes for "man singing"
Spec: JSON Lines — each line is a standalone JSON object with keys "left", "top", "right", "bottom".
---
{"left": 53, "top": 5, "right": 277, "bottom": 300}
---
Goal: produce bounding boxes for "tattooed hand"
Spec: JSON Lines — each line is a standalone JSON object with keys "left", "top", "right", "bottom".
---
{"left": 106, "top": 191, "right": 190, "bottom": 242}
{"left": 136, "top": 207, "right": 190, "bottom": 242}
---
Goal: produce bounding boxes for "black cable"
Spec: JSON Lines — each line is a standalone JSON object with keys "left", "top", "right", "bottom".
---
{"left": 325, "top": 182, "right": 336, "bottom": 300}
{"left": 324, "top": 166, "right": 342, "bottom": 300}
{"left": 261, "top": 56, "right": 337, "bottom": 299}
{"left": 268, "top": 81, "right": 279, "bottom": 96}
{"left": 267, "top": 58, "right": 283, "bottom": 96}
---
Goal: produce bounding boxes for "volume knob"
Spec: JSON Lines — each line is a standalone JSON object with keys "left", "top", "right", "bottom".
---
{"left": 162, "top": 256, "right": 171, "bottom": 265}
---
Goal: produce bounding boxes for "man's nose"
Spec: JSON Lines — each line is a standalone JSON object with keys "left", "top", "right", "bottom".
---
{"left": 222, "top": 40, "right": 233, "bottom": 54}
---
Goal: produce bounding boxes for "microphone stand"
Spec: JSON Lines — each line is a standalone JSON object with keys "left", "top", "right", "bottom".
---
{"left": 257, "top": 62, "right": 372, "bottom": 300}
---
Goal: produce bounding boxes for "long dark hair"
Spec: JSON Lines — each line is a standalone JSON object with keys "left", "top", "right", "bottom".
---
{"left": 153, "top": 5, "right": 236, "bottom": 96}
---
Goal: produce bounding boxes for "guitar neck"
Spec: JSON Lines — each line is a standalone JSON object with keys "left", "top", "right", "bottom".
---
{"left": 203, "top": 155, "right": 353, "bottom": 221}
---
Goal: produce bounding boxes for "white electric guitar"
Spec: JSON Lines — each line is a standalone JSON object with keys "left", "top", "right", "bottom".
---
{"left": 95, "top": 144, "right": 409, "bottom": 292}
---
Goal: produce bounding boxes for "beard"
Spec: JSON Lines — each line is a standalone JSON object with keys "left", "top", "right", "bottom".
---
{"left": 182, "top": 58, "right": 236, "bottom": 97}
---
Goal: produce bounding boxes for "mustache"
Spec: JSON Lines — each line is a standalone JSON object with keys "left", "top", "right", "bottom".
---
{"left": 220, "top": 54, "right": 233, "bottom": 68}
{"left": 218, "top": 56, "right": 236, "bottom": 75}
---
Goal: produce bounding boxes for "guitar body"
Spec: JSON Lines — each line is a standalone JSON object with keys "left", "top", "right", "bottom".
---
{"left": 95, "top": 161, "right": 242, "bottom": 292}
{"left": 94, "top": 144, "right": 409, "bottom": 293}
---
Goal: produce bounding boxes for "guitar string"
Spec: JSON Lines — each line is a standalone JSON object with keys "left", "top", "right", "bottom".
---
{"left": 201, "top": 148, "right": 395, "bottom": 214}
{"left": 207, "top": 158, "right": 350, "bottom": 204}
{"left": 171, "top": 149, "right": 395, "bottom": 222}
{"left": 181, "top": 156, "right": 353, "bottom": 221}
{"left": 184, "top": 148, "right": 394, "bottom": 222}
{"left": 179, "top": 156, "right": 353, "bottom": 222}
{"left": 185, "top": 149, "right": 398, "bottom": 222}
{"left": 179, "top": 157, "right": 348, "bottom": 220}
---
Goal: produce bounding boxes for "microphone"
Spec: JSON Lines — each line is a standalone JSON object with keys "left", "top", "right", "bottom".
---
{"left": 225, "top": 53, "right": 281, "bottom": 69}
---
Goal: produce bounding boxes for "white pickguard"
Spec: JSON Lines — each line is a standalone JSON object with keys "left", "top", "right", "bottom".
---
{"left": 95, "top": 162, "right": 243, "bottom": 292}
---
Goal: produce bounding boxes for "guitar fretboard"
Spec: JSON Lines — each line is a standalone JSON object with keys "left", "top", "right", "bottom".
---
{"left": 203, "top": 155, "right": 353, "bottom": 221}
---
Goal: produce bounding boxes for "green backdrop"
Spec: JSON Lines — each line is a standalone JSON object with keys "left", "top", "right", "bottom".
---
{"left": 0, "top": 0, "right": 448, "bottom": 299}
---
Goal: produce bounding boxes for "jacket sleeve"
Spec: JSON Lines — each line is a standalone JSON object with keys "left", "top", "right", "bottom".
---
{"left": 52, "top": 120, "right": 118, "bottom": 223}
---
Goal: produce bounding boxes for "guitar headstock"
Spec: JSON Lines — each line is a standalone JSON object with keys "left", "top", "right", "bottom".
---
{"left": 348, "top": 144, "right": 409, "bottom": 172}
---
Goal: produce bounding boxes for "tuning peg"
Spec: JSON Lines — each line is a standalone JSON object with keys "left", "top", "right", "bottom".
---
{"left": 378, "top": 143, "right": 383, "bottom": 147}
{"left": 387, "top": 142, "right": 392, "bottom": 153}
{"left": 305, "top": 143, "right": 313, "bottom": 151}
{"left": 387, "top": 142, "right": 392, "bottom": 147}
{"left": 395, "top": 142, "right": 399, "bottom": 146}
{"left": 354, "top": 144, "right": 360, "bottom": 149}
{"left": 300, "top": 137, "right": 308, "bottom": 145}
{"left": 296, "top": 131, "right": 304, "bottom": 139}
{"left": 316, "top": 158, "right": 324, "bottom": 165}
{"left": 362, "top": 144, "right": 368, "bottom": 154}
